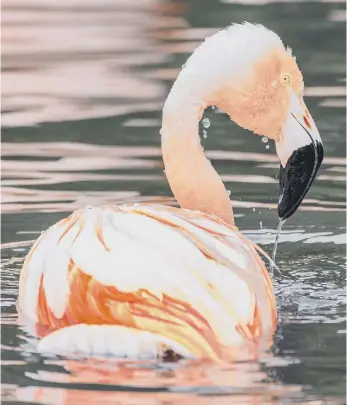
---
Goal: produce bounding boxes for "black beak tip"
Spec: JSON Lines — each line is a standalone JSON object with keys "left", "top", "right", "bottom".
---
{"left": 277, "top": 142, "right": 324, "bottom": 220}
{"left": 278, "top": 198, "right": 297, "bottom": 221}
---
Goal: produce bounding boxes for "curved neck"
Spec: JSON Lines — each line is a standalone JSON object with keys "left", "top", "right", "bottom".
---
{"left": 161, "top": 83, "right": 234, "bottom": 226}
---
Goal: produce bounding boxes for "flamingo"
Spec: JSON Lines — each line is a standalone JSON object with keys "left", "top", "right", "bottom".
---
{"left": 18, "top": 23, "right": 323, "bottom": 361}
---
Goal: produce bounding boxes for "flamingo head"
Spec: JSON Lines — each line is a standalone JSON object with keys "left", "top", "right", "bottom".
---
{"left": 182, "top": 23, "right": 324, "bottom": 220}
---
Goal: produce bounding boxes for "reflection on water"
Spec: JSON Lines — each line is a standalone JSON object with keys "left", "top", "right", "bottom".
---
{"left": 2, "top": 142, "right": 346, "bottom": 214}
{"left": 1, "top": 0, "right": 346, "bottom": 403}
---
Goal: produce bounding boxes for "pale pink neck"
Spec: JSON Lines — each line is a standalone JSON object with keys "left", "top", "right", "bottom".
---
{"left": 161, "top": 86, "right": 234, "bottom": 226}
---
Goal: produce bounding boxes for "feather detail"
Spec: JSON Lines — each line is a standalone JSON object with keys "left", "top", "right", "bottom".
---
{"left": 19, "top": 204, "right": 277, "bottom": 361}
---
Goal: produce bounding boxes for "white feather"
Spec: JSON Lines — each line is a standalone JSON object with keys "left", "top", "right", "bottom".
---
{"left": 37, "top": 324, "right": 194, "bottom": 358}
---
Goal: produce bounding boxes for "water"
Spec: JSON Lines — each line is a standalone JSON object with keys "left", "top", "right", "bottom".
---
{"left": 270, "top": 219, "right": 286, "bottom": 275}
{"left": 202, "top": 117, "right": 211, "bottom": 128}
{"left": 1, "top": 0, "right": 346, "bottom": 404}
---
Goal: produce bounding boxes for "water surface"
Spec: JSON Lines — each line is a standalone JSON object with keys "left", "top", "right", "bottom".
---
{"left": 1, "top": 0, "right": 346, "bottom": 404}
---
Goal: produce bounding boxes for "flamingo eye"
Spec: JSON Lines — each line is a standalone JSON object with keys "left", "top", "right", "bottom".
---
{"left": 280, "top": 73, "right": 292, "bottom": 86}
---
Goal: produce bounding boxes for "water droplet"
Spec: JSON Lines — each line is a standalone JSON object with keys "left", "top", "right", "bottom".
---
{"left": 211, "top": 105, "right": 216, "bottom": 110}
{"left": 202, "top": 118, "right": 210, "bottom": 128}
{"left": 203, "top": 130, "right": 208, "bottom": 139}
{"left": 260, "top": 221, "right": 263, "bottom": 228}
{"left": 266, "top": 145, "right": 270, "bottom": 149}
{"left": 270, "top": 219, "right": 286, "bottom": 275}
{"left": 227, "top": 190, "right": 231, "bottom": 196}
{"left": 252, "top": 208, "right": 255, "bottom": 212}
{"left": 201, "top": 146, "right": 204, "bottom": 151}
{"left": 262, "top": 136, "right": 268, "bottom": 143}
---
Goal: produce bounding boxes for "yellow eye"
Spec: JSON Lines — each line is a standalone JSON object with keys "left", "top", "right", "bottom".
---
{"left": 280, "top": 73, "right": 292, "bottom": 86}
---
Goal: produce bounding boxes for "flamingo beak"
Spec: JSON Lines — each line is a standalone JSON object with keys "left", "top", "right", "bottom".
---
{"left": 275, "top": 92, "right": 324, "bottom": 220}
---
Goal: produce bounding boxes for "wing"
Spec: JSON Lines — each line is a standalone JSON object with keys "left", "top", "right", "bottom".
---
{"left": 19, "top": 204, "right": 276, "bottom": 360}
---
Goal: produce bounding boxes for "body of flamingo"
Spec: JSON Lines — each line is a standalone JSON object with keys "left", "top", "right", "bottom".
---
{"left": 18, "top": 23, "right": 323, "bottom": 361}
